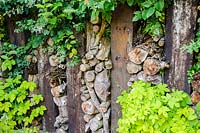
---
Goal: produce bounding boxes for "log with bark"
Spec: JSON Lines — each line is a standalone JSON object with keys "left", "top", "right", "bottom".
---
{"left": 94, "top": 70, "right": 111, "bottom": 101}
{"left": 128, "top": 47, "right": 148, "bottom": 64}
{"left": 82, "top": 99, "right": 98, "bottom": 115}
{"left": 84, "top": 70, "right": 95, "bottom": 82}
{"left": 96, "top": 37, "right": 111, "bottom": 61}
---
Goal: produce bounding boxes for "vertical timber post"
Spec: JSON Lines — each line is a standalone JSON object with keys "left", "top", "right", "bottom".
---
{"left": 67, "top": 35, "right": 85, "bottom": 133}
{"left": 111, "top": 4, "right": 133, "bottom": 132}
{"left": 38, "top": 48, "right": 57, "bottom": 132}
{"left": 165, "top": 0, "right": 198, "bottom": 92}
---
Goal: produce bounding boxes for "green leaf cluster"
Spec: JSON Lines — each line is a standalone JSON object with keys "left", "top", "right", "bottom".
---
{"left": 117, "top": 81, "right": 200, "bottom": 133}
{"left": 0, "top": 42, "right": 30, "bottom": 78}
{"left": 0, "top": 75, "right": 46, "bottom": 132}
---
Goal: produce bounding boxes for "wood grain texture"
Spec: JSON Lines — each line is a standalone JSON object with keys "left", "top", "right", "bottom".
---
{"left": 38, "top": 47, "right": 57, "bottom": 132}
{"left": 66, "top": 33, "right": 85, "bottom": 133}
{"left": 164, "top": 0, "right": 198, "bottom": 93}
{"left": 111, "top": 4, "right": 133, "bottom": 132}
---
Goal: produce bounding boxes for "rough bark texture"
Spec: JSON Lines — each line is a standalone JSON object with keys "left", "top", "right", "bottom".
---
{"left": 111, "top": 4, "right": 133, "bottom": 132}
{"left": 66, "top": 64, "right": 85, "bottom": 133}
{"left": 164, "top": 0, "right": 198, "bottom": 92}
{"left": 38, "top": 47, "right": 57, "bottom": 132}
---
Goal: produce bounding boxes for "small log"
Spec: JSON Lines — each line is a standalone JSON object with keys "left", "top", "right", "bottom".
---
{"left": 89, "top": 58, "right": 100, "bottom": 67}
{"left": 51, "top": 83, "right": 66, "bottom": 97}
{"left": 89, "top": 46, "right": 99, "bottom": 55}
{"left": 99, "top": 101, "right": 110, "bottom": 113}
{"left": 87, "top": 87, "right": 100, "bottom": 111}
{"left": 85, "top": 52, "right": 94, "bottom": 60}
{"left": 32, "top": 56, "right": 37, "bottom": 63}
{"left": 128, "top": 47, "right": 148, "bottom": 64}
{"left": 95, "top": 113, "right": 103, "bottom": 121}
{"left": 191, "top": 91, "right": 200, "bottom": 105}
{"left": 143, "top": 59, "right": 160, "bottom": 75}
{"left": 82, "top": 99, "right": 98, "bottom": 115}
{"left": 28, "top": 74, "right": 34, "bottom": 82}
{"left": 80, "top": 64, "right": 91, "bottom": 72}
{"left": 81, "top": 93, "right": 90, "bottom": 102}
{"left": 47, "top": 37, "right": 54, "bottom": 46}
{"left": 26, "top": 55, "right": 32, "bottom": 62}
{"left": 104, "top": 59, "right": 112, "bottom": 70}
{"left": 86, "top": 82, "right": 94, "bottom": 88}
{"left": 91, "top": 17, "right": 100, "bottom": 24}
{"left": 33, "top": 50, "right": 39, "bottom": 56}
{"left": 53, "top": 96, "right": 67, "bottom": 107}
{"left": 158, "top": 37, "right": 165, "bottom": 47}
{"left": 137, "top": 71, "right": 162, "bottom": 84}
{"left": 85, "top": 70, "right": 95, "bottom": 82}
{"left": 49, "top": 55, "right": 59, "bottom": 67}
{"left": 94, "top": 70, "right": 111, "bottom": 101}
{"left": 89, "top": 117, "right": 103, "bottom": 132}
{"left": 146, "top": 74, "right": 162, "bottom": 85}
{"left": 126, "top": 62, "right": 142, "bottom": 74}
{"left": 80, "top": 86, "right": 87, "bottom": 92}
{"left": 96, "top": 38, "right": 111, "bottom": 61}
{"left": 82, "top": 58, "right": 88, "bottom": 64}
{"left": 153, "top": 36, "right": 160, "bottom": 42}
{"left": 95, "top": 62, "right": 104, "bottom": 73}
{"left": 83, "top": 114, "right": 94, "bottom": 122}
{"left": 93, "top": 25, "right": 100, "bottom": 33}
{"left": 58, "top": 64, "right": 66, "bottom": 69}
{"left": 137, "top": 71, "right": 147, "bottom": 82}
{"left": 102, "top": 108, "right": 110, "bottom": 133}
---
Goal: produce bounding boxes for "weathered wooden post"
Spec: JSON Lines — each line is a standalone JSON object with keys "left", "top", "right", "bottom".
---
{"left": 165, "top": 0, "right": 198, "bottom": 92}
{"left": 111, "top": 4, "right": 133, "bottom": 132}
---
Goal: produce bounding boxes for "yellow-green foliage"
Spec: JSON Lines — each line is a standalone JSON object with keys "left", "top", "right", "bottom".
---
{"left": 117, "top": 81, "right": 200, "bottom": 133}
{"left": 0, "top": 75, "right": 46, "bottom": 132}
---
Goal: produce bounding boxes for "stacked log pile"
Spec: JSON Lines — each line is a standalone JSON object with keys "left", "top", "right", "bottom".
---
{"left": 127, "top": 36, "right": 169, "bottom": 86}
{"left": 80, "top": 21, "right": 111, "bottom": 133}
{"left": 26, "top": 44, "right": 69, "bottom": 133}
{"left": 48, "top": 47, "right": 69, "bottom": 132}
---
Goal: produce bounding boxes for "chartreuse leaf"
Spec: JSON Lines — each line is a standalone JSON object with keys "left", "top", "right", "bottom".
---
{"left": 117, "top": 81, "right": 200, "bottom": 133}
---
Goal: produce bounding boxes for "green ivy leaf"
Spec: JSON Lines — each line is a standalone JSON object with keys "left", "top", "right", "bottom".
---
{"left": 142, "top": 7, "right": 155, "bottom": 20}
{"left": 141, "top": 1, "right": 153, "bottom": 8}
{"left": 132, "top": 11, "right": 142, "bottom": 21}
{"left": 154, "top": 0, "right": 164, "bottom": 11}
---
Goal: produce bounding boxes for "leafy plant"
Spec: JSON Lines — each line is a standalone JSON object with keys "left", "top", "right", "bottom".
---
{"left": 0, "top": 75, "right": 46, "bottom": 132}
{"left": 117, "top": 81, "right": 200, "bottom": 133}
{"left": 0, "top": 42, "right": 30, "bottom": 77}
